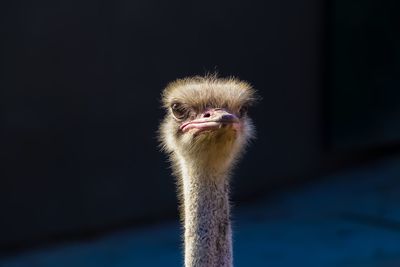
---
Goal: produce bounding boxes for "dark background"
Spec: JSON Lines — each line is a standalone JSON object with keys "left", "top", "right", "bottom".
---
{"left": 0, "top": 0, "right": 399, "bottom": 251}
{"left": 330, "top": 0, "right": 400, "bottom": 150}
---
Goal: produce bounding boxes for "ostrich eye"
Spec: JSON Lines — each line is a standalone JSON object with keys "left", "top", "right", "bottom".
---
{"left": 171, "top": 103, "right": 188, "bottom": 120}
{"left": 238, "top": 105, "right": 248, "bottom": 117}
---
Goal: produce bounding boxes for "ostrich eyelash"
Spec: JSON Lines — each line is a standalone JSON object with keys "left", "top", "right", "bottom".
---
{"left": 171, "top": 102, "right": 189, "bottom": 120}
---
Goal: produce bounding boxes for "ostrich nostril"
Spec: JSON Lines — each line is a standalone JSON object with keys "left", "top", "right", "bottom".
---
{"left": 203, "top": 112, "right": 211, "bottom": 118}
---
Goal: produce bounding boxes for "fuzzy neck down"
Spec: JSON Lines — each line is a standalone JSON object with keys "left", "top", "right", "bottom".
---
{"left": 180, "top": 158, "right": 233, "bottom": 267}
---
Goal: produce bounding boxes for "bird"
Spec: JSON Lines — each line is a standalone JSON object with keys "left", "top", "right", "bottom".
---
{"left": 159, "top": 75, "right": 257, "bottom": 267}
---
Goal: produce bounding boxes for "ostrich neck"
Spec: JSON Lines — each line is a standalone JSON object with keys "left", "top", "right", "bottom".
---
{"left": 181, "top": 161, "right": 233, "bottom": 267}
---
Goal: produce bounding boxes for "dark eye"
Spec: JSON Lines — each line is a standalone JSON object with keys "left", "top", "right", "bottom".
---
{"left": 171, "top": 103, "right": 188, "bottom": 120}
{"left": 238, "top": 105, "right": 248, "bottom": 117}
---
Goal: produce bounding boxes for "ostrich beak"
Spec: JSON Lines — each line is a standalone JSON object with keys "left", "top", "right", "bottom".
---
{"left": 180, "top": 109, "right": 240, "bottom": 133}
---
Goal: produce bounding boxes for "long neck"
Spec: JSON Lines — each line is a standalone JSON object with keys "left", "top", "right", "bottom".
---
{"left": 180, "top": 161, "right": 233, "bottom": 267}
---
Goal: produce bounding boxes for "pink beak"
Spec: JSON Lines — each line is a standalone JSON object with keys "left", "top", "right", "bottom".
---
{"left": 180, "top": 108, "right": 240, "bottom": 133}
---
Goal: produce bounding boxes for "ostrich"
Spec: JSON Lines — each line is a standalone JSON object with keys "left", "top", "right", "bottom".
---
{"left": 159, "top": 75, "right": 257, "bottom": 267}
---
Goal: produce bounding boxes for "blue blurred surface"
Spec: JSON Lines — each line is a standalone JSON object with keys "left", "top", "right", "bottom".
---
{"left": 1, "top": 157, "right": 400, "bottom": 267}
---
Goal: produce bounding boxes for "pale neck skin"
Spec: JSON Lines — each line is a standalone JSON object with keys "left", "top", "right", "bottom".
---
{"left": 179, "top": 157, "right": 233, "bottom": 267}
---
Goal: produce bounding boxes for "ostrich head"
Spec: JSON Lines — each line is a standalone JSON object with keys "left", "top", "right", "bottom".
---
{"left": 160, "top": 75, "right": 257, "bottom": 177}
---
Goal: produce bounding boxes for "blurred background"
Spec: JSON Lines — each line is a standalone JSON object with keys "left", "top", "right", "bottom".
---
{"left": 0, "top": 0, "right": 399, "bottom": 266}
